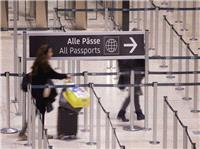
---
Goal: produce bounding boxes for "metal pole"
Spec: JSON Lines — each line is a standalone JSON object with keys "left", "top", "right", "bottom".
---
{"left": 136, "top": 0, "right": 141, "bottom": 30}
{"left": 105, "top": 112, "right": 110, "bottom": 149}
{"left": 86, "top": 84, "right": 96, "bottom": 145}
{"left": 96, "top": 98, "right": 101, "bottom": 149}
{"left": 149, "top": 3, "right": 154, "bottom": 50}
{"left": 72, "top": 60, "right": 76, "bottom": 82}
{"left": 143, "top": 1, "right": 147, "bottom": 30}
{"left": 175, "top": 36, "right": 184, "bottom": 91}
{"left": 191, "top": 54, "right": 200, "bottom": 113}
{"left": 182, "top": 44, "right": 192, "bottom": 101}
{"left": 38, "top": 113, "right": 42, "bottom": 149}
{"left": 32, "top": 100, "right": 36, "bottom": 149}
{"left": 163, "top": 97, "right": 168, "bottom": 149}
{"left": 111, "top": 128, "right": 116, "bottom": 149}
{"left": 175, "top": 1, "right": 182, "bottom": 23}
{"left": 144, "top": 30, "right": 151, "bottom": 130}
{"left": 173, "top": 111, "right": 178, "bottom": 149}
{"left": 190, "top": 0, "right": 197, "bottom": 41}
{"left": 61, "top": 60, "right": 65, "bottom": 73}
{"left": 82, "top": 71, "right": 89, "bottom": 132}
{"left": 183, "top": 126, "right": 188, "bottom": 149}
{"left": 68, "top": 60, "right": 72, "bottom": 73}
{"left": 154, "top": 7, "right": 159, "bottom": 56}
{"left": 105, "top": 8, "right": 109, "bottom": 31}
{"left": 16, "top": 57, "right": 22, "bottom": 115}
{"left": 166, "top": 25, "right": 175, "bottom": 79}
{"left": 76, "top": 60, "right": 81, "bottom": 84}
{"left": 181, "top": 1, "right": 188, "bottom": 31}
{"left": 150, "top": 82, "right": 160, "bottom": 144}
{"left": 0, "top": 72, "right": 18, "bottom": 134}
{"left": 43, "top": 129, "right": 48, "bottom": 149}
{"left": 160, "top": 15, "right": 168, "bottom": 68}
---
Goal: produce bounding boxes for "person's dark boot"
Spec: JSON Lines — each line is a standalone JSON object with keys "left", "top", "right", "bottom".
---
{"left": 136, "top": 110, "right": 145, "bottom": 120}
{"left": 117, "top": 110, "right": 129, "bottom": 122}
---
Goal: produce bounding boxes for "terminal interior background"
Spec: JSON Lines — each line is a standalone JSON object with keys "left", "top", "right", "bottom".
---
{"left": 0, "top": 0, "right": 200, "bottom": 149}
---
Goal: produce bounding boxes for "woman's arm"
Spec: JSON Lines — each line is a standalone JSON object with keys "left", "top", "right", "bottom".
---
{"left": 47, "top": 66, "right": 68, "bottom": 80}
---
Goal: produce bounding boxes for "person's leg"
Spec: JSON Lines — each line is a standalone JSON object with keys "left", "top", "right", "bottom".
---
{"left": 117, "top": 96, "right": 130, "bottom": 122}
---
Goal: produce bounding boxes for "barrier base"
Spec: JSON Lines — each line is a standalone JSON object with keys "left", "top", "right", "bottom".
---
{"left": 191, "top": 109, "right": 200, "bottom": 113}
{"left": 160, "top": 64, "right": 168, "bottom": 68}
{"left": 123, "top": 125, "right": 144, "bottom": 132}
{"left": 0, "top": 128, "right": 18, "bottom": 134}
{"left": 86, "top": 142, "right": 96, "bottom": 145}
{"left": 190, "top": 37, "right": 198, "bottom": 41}
{"left": 149, "top": 141, "right": 160, "bottom": 144}
{"left": 175, "top": 86, "right": 184, "bottom": 91}
{"left": 182, "top": 97, "right": 192, "bottom": 101}
{"left": 166, "top": 75, "right": 175, "bottom": 79}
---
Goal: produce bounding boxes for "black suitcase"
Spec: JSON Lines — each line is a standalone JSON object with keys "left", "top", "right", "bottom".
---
{"left": 57, "top": 106, "right": 78, "bottom": 139}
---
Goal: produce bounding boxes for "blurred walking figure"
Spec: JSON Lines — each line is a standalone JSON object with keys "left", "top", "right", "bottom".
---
{"left": 117, "top": 59, "right": 145, "bottom": 122}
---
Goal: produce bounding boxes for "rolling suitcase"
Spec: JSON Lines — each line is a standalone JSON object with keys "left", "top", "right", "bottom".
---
{"left": 57, "top": 106, "right": 78, "bottom": 139}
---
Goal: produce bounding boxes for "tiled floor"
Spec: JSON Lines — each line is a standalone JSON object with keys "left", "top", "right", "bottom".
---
{"left": 0, "top": 1, "right": 200, "bottom": 149}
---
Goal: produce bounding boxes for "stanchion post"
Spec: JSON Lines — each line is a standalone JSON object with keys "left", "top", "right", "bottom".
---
{"left": 86, "top": 83, "right": 96, "bottom": 145}
{"left": 82, "top": 71, "right": 89, "bottom": 132}
{"left": 43, "top": 129, "right": 48, "bottom": 149}
{"left": 0, "top": 72, "right": 18, "bottom": 134}
{"left": 166, "top": 25, "right": 175, "bottom": 79}
{"left": 175, "top": 1, "right": 182, "bottom": 23}
{"left": 149, "top": 3, "right": 154, "bottom": 50}
{"left": 32, "top": 100, "right": 36, "bottom": 149}
{"left": 190, "top": 0, "right": 198, "bottom": 41}
{"left": 61, "top": 60, "right": 65, "bottom": 73}
{"left": 154, "top": 7, "right": 159, "bottom": 56}
{"left": 105, "top": 112, "right": 110, "bottom": 149}
{"left": 181, "top": 1, "right": 188, "bottom": 31}
{"left": 150, "top": 82, "right": 160, "bottom": 144}
{"left": 163, "top": 96, "right": 168, "bottom": 149}
{"left": 38, "top": 113, "right": 42, "bottom": 149}
{"left": 96, "top": 98, "right": 101, "bottom": 149}
{"left": 173, "top": 111, "right": 178, "bottom": 149}
{"left": 76, "top": 60, "right": 81, "bottom": 84}
{"left": 175, "top": 36, "right": 184, "bottom": 91}
{"left": 183, "top": 126, "right": 188, "bottom": 149}
{"left": 191, "top": 54, "right": 200, "bottom": 113}
{"left": 143, "top": 1, "right": 147, "bottom": 30}
{"left": 144, "top": 30, "right": 151, "bottom": 130}
{"left": 111, "top": 128, "right": 116, "bottom": 149}
{"left": 182, "top": 44, "right": 192, "bottom": 101}
{"left": 160, "top": 15, "right": 168, "bottom": 68}
{"left": 16, "top": 57, "right": 22, "bottom": 115}
{"left": 136, "top": 0, "right": 141, "bottom": 30}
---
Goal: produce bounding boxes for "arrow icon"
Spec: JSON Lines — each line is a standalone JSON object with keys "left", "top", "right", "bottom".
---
{"left": 123, "top": 37, "right": 137, "bottom": 53}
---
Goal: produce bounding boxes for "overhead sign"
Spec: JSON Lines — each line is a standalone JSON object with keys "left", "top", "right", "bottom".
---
{"left": 28, "top": 31, "right": 145, "bottom": 59}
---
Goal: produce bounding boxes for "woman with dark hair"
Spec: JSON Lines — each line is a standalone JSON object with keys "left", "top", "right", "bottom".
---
{"left": 19, "top": 44, "right": 70, "bottom": 140}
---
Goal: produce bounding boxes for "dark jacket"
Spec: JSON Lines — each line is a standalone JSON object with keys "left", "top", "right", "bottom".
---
{"left": 118, "top": 59, "right": 145, "bottom": 90}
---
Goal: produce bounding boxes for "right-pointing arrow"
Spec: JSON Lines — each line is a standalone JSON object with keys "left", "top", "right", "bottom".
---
{"left": 123, "top": 37, "right": 137, "bottom": 53}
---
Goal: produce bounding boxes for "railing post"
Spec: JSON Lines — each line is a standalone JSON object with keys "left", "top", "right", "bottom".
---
{"left": 43, "top": 129, "right": 48, "bottom": 149}
{"left": 16, "top": 57, "right": 22, "bottom": 115}
{"left": 105, "top": 112, "right": 110, "bottom": 149}
{"left": 181, "top": 1, "right": 188, "bottom": 31}
{"left": 149, "top": 2, "right": 154, "bottom": 51}
{"left": 173, "top": 111, "right": 178, "bottom": 149}
{"left": 154, "top": 7, "right": 159, "bottom": 56}
{"left": 150, "top": 82, "right": 160, "bottom": 144}
{"left": 136, "top": 0, "right": 141, "bottom": 30}
{"left": 163, "top": 96, "right": 168, "bottom": 149}
{"left": 183, "top": 126, "right": 188, "bottom": 149}
{"left": 32, "top": 100, "right": 36, "bottom": 149}
{"left": 175, "top": 1, "right": 182, "bottom": 23}
{"left": 190, "top": 0, "right": 197, "bottom": 41}
{"left": 111, "top": 128, "right": 116, "bottom": 149}
{"left": 96, "top": 98, "right": 101, "bottom": 149}
{"left": 38, "top": 113, "right": 43, "bottom": 149}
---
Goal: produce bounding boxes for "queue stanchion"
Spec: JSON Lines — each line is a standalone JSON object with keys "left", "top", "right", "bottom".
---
{"left": 143, "top": 0, "right": 147, "bottom": 30}
{"left": 43, "top": 129, "right": 48, "bottom": 149}
{"left": 82, "top": 71, "right": 89, "bottom": 132}
{"left": 72, "top": 60, "right": 76, "bottom": 82}
{"left": 182, "top": 44, "right": 192, "bottom": 101}
{"left": 175, "top": 36, "right": 184, "bottom": 91}
{"left": 96, "top": 98, "right": 101, "bottom": 149}
{"left": 149, "top": 1, "right": 154, "bottom": 51}
{"left": 149, "top": 82, "right": 160, "bottom": 144}
{"left": 32, "top": 99, "right": 36, "bottom": 149}
{"left": 136, "top": 0, "right": 141, "bottom": 30}
{"left": 105, "top": 112, "right": 110, "bottom": 149}
{"left": 175, "top": 1, "right": 182, "bottom": 23}
{"left": 16, "top": 57, "right": 22, "bottom": 115}
{"left": 0, "top": 72, "right": 18, "bottom": 134}
{"left": 111, "top": 128, "right": 116, "bottom": 149}
{"left": 154, "top": 7, "right": 159, "bottom": 56}
{"left": 191, "top": 54, "right": 200, "bottom": 113}
{"left": 76, "top": 60, "right": 81, "bottom": 84}
{"left": 190, "top": 0, "right": 198, "bottom": 41}
{"left": 86, "top": 83, "right": 96, "bottom": 145}
{"left": 124, "top": 70, "right": 144, "bottom": 131}
{"left": 183, "top": 126, "right": 188, "bottom": 149}
{"left": 61, "top": 60, "right": 65, "bottom": 73}
{"left": 163, "top": 96, "right": 168, "bottom": 149}
{"left": 181, "top": 1, "right": 188, "bottom": 31}
{"left": 68, "top": 60, "right": 72, "bottom": 73}
{"left": 160, "top": 15, "right": 168, "bottom": 68}
{"left": 173, "top": 111, "right": 178, "bottom": 149}
{"left": 166, "top": 25, "right": 175, "bottom": 79}
{"left": 38, "top": 113, "right": 43, "bottom": 149}
{"left": 144, "top": 30, "right": 151, "bottom": 130}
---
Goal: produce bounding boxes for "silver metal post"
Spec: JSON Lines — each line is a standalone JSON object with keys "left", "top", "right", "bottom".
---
{"left": 175, "top": 36, "right": 184, "bottom": 91}
{"left": 163, "top": 97, "right": 168, "bottom": 149}
{"left": 173, "top": 111, "right": 178, "bottom": 149}
{"left": 181, "top": 1, "right": 188, "bottom": 31}
{"left": 43, "top": 129, "right": 48, "bottom": 149}
{"left": 86, "top": 84, "right": 96, "bottom": 145}
{"left": 124, "top": 70, "right": 143, "bottom": 131}
{"left": 105, "top": 8, "right": 109, "bottom": 31}
{"left": 82, "top": 72, "right": 89, "bottom": 132}
{"left": 190, "top": 0, "right": 198, "bottom": 41}
{"left": 143, "top": 1, "right": 147, "bottom": 30}
{"left": 111, "top": 128, "right": 116, "bottom": 149}
{"left": 154, "top": 7, "right": 159, "bottom": 56}
{"left": 26, "top": 85, "right": 32, "bottom": 146}
{"left": 182, "top": 45, "right": 192, "bottom": 101}
{"left": 38, "top": 113, "right": 42, "bottom": 149}
{"left": 32, "top": 100, "right": 36, "bottom": 149}
{"left": 149, "top": 4, "right": 154, "bottom": 50}
{"left": 191, "top": 54, "right": 200, "bottom": 113}
{"left": 183, "top": 126, "right": 188, "bottom": 149}
{"left": 150, "top": 82, "right": 160, "bottom": 144}
{"left": 105, "top": 112, "right": 110, "bottom": 149}
{"left": 160, "top": 15, "right": 168, "bottom": 68}
{"left": 144, "top": 30, "right": 151, "bottom": 130}
{"left": 61, "top": 60, "right": 65, "bottom": 73}
{"left": 68, "top": 60, "right": 72, "bottom": 73}
{"left": 96, "top": 98, "right": 101, "bottom": 149}
{"left": 72, "top": 60, "right": 76, "bottom": 82}
{"left": 16, "top": 57, "right": 22, "bottom": 115}
{"left": 136, "top": 0, "right": 141, "bottom": 30}
{"left": 0, "top": 72, "right": 18, "bottom": 134}
{"left": 76, "top": 60, "right": 81, "bottom": 84}
{"left": 166, "top": 25, "right": 175, "bottom": 79}
{"left": 175, "top": 1, "right": 182, "bottom": 23}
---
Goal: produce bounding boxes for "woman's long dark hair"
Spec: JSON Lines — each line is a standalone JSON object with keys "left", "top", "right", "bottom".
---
{"left": 32, "top": 44, "right": 50, "bottom": 75}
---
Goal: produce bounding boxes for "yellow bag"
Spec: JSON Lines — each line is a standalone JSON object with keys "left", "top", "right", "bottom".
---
{"left": 63, "top": 86, "right": 90, "bottom": 108}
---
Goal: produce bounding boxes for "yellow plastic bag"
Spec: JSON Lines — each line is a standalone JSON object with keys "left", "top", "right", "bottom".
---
{"left": 63, "top": 86, "right": 90, "bottom": 108}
